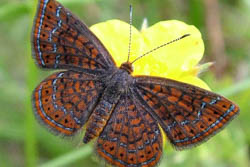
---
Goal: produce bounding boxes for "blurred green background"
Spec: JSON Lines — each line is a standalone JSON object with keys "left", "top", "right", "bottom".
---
{"left": 0, "top": 0, "right": 249, "bottom": 167}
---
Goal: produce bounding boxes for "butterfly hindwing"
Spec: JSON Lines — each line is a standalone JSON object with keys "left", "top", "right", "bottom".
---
{"left": 97, "top": 93, "right": 162, "bottom": 167}
{"left": 32, "top": 71, "right": 104, "bottom": 136}
{"left": 134, "top": 76, "right": 239, "bottom": 149}
{"left": 32, "top": 0, "right": 116, "bottom": 73}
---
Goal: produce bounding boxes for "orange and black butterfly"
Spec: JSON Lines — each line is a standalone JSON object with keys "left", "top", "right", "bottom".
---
{"left": 31, "top": 0, "right": 239, "bottom": 166}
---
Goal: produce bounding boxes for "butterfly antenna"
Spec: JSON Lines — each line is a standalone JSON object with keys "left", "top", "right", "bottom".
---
{"left": 131, "top": 34, "right": 191, "bottom": 64}
{"left": 127, "top": 5, "right": 133, "bottom": 62}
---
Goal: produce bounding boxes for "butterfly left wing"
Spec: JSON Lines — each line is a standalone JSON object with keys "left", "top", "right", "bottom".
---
{"left": 32, "top": 0, "right": 116, "bottom": 73}
{"left": 96, "top": 94, "right": 162, "bottom": 167}
{"left": 33, "top": 71, "right": 104, "bottom": 136}
{"left": 133, "top": 76, "right": 239, "bottom": 149}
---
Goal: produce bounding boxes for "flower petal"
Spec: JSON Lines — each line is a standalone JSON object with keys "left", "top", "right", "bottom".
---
{"left": 90, "top": 20, "right": 142, "bottom": 67}
{"left": 139, "top": 20, "right": 204, "bottom": 80}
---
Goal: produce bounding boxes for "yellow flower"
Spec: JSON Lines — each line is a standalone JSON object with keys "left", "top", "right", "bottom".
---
{"left": 90, "top": 19, "right": 210, "bottom": 90}
{"left": 90, "top": 19, "right": 211, "bottom": 149}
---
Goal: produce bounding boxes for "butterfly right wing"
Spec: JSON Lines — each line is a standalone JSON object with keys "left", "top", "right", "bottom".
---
{"left": 32, "top": 0, "right": 116, "bottom": 73}
{"left": 133, "top": 76, "right": 239, "bottom": 150}
{"left": 33, "top": 71, "right": 104, "bottom": 136}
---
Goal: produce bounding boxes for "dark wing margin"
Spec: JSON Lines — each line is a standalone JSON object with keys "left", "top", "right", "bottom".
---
{"left": 32, "top": 0, "right": 116, "bottom": 74}
{"left": 133, "top": 76, "right": 239, "bottom": 149}
{"left": 32, "top": 71, "right": 104, "bottom": 136}
{"left": 96, "top": 93, "right": 163, "bottom": 167}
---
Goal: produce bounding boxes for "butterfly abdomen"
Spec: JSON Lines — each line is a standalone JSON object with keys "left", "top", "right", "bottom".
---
{"left": 83, "top": 85, "right": 122, "bottom": 143}
{"left": 83, "top": 99, "right": 116, "bottom": 143}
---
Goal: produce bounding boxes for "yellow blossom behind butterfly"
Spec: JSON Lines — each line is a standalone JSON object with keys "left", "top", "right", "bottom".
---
{"left": 90, "top": 20, "right": 210, "bottom": 90}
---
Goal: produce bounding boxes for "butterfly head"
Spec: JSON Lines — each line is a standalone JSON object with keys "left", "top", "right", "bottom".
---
{"left": 120, "top": 62, "right": 133, "bottom": 74}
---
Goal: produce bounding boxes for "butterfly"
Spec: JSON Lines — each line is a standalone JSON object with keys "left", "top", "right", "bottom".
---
{"left": 31, "top": 0, "right": 240, "bottom": 166}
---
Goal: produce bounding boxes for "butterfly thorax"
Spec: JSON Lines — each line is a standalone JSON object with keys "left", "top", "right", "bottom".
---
{"left": 83, "top": 68, "right": 134, "bottom": 143}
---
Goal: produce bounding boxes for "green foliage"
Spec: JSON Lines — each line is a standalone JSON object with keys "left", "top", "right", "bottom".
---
{"left": 0, "top": 0, "right": 249, "bottom": 167}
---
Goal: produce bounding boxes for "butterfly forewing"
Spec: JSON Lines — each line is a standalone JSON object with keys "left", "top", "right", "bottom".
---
{"left": 32, "top": 0, "right": 116, "bottom": 73}
{"left": 33, "top": 71, "right": 104, "bottom": 135}
{"left": 134, "top": 76, "right": 239, "bottom": 149}
{"left": 97, "top": 94, "right": 162, "bottom": 167}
